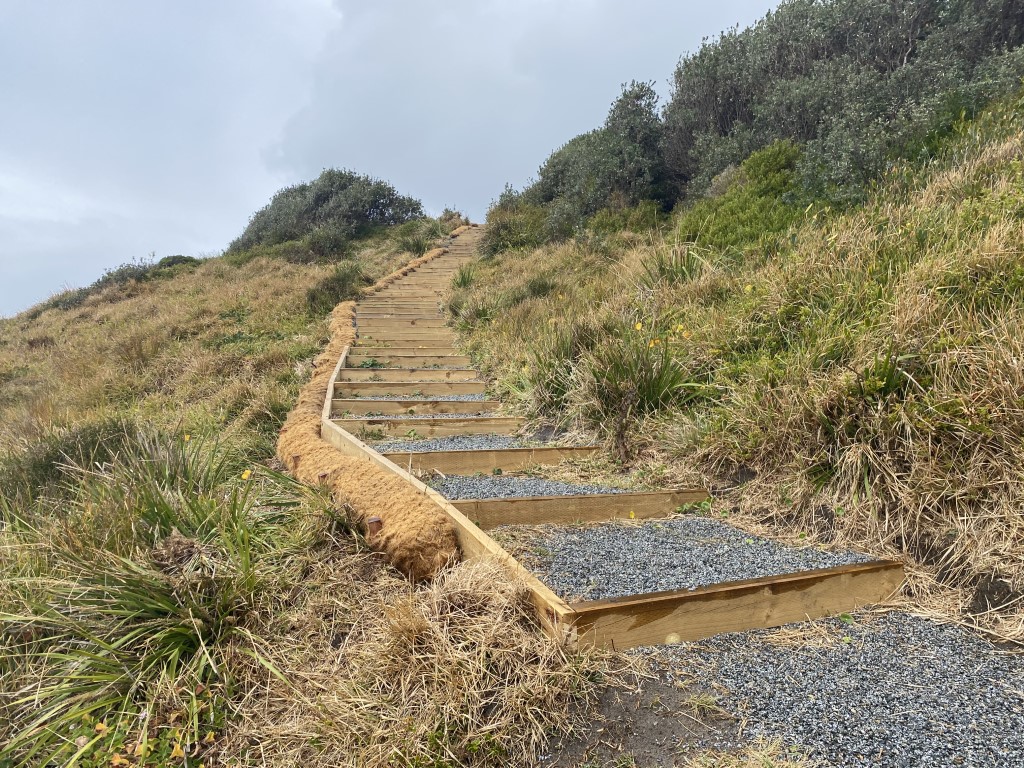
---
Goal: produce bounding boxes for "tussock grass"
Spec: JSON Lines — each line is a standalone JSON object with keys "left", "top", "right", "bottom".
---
{"left": 453, "top": 95, "right": 1024, "bottom": 638}
{"left": 0, "top": 222, "right": 616, "bottom": 766}
{"left": 218, "top": 559, "right": 614, "bottom": 767}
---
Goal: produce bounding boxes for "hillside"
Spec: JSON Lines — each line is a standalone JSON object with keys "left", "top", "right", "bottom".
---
{"left": 455, "top": 92, "right": 1024, "bottom": 639}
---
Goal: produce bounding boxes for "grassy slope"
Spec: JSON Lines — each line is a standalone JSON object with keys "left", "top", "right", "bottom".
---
{"left": 0, "top": 225, "right": 616, "bottom": 768}
{"left": 452, "top": 95, "right": 1024, "bottom": 638}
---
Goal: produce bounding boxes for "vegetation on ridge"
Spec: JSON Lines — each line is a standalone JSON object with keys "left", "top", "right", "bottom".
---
{"left": 454, "top": 92, "right": 1024, "bottom": 639}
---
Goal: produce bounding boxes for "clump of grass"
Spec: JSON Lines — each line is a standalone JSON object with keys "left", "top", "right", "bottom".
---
{"left": 219, "top": 559, "right": 616, "bottom": 767}
{"left": 640, "top": 243, "right": 708, "bottom": 287}
{"left": 583, "top": 328, "right": 707, "bottom": 460}
{"left": 453, "top": 264, "right": 476, "bottom": 289}
{"left": 0, "top": 429, "right": 338, "bottom": 767}
{"left": 306, "top": 263, "right": 366, "bottom": 315}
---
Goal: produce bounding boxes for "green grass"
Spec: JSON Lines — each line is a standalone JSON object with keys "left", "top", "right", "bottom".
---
{"left": 451, "top": 91, "right": 1024, "bottom": 638}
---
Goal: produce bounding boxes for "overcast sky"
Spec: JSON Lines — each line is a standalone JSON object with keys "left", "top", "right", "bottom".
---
{"left": 0, "top": 0, "right": 776, "bottom": 317}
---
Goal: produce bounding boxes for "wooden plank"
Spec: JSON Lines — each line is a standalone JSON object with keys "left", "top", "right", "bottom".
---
{"left": 347, "top": 354, "right": 472, "bottom": 367}
{"left": 332, "top": 416, "right": 525, "bottom": 437}
{"left": 352, "top": 346, "right": 460, "bottom": 355}
{"left": 357, "top": 317, "right": 447, "bottom": 326}
{"left": 337, "top": 368, "right": 479, "bottom": 382}
{"left": 319, "top": 418, "right": 576, "bottom": 640}
{"left": 356, "top": 334, "right": 456, "bottom": 344}
{"left": 569, "top": 561, "right": 905, "bottom": 649}
{"left": 333, "top": 380, "right": 486, "bottom": 396}
{"left": 453, "top": 490, "right": 709, "bottom": 529}
{"left": 383, "top": 445, "right": 603, "bottom": 474}
{"left": 331, "top": 398, "right": 502, "bottom": 416}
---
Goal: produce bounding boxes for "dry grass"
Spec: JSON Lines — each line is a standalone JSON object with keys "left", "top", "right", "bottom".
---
{"left": 452, "top": 99, "right": 1024, "bottom": 639}
{"left": 217, "top": 559, "right": 615, "bottom": 768}
{"left": 0, "top": 241, "right": 411, "bottom": 458}
{"left": 681, "top": 741, "right": 816, "bottom": 767}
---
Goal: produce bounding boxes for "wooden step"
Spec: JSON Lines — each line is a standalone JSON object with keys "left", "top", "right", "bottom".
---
{"left": 356, "top": 319, "right": 448, "bottom": 329}
{"left": 356, "top": 332, "right": 455, "bottom": 342}
{"left": 570, "top": 561, "right": 905, "bottom": 649}
{"left": 453, "top": 490, "right": 709, "bottom": 529}
{"left": 337, "top": 368, "right": 479, "bottom": 382}
{"left": 382, "top": 446, "right": 602, "bottom": 474}
{"left": 351, "top": 345, "right": 460, "bottom": 355}
{"left": 331, "top": 398, "right": 502, "bottom": 416}
{"left": 333, "top": 416, "right": 525, "bottom": 438}
{"left": 333, "top": 381, "right": 487, "bottom": 397}
{"left": 347, "top": 354, "right": 471, "bottom": 367}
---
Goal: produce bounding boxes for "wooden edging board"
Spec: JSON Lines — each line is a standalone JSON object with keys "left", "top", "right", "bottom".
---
{"left": 453, "top": 489, "right": 710, "bottom": 529}
{"left": 383, "top": 445, "right": 603, "bottom": 474}
{"left": 336, "top": 368, "right": 480, "bottom": 382}
{"left": 331, "top": 398, "right": 501, "bottom": 416}
{"left": 332, "top": 416, "right": 525, "bottom": 437}
{"left": 333, "top": 380, "right": 486, "bottom": 396}
{"left": 568, "top": 560, "right": 905, "bottom": 649}
{"left": 347, "top": 354, "right": 472, "bottom": 367}
{"left": 319, "top": 417, "right": 575, "bottom": 640}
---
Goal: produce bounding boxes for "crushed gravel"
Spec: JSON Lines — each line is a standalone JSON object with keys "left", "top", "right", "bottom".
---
{"left": 654, "top": 612, "right": 1024, "bottom": 767}
{"left": 495, "top": 516, "right": 873, "bottom": 602}
{"left": 349, "top": 393, "right": 487, "bottom": 401}
{"left": 372, "top": 435, "right": 531, "bottom": 453}
{"left": 433, "top": 474, "right": 629, "bottom": 500}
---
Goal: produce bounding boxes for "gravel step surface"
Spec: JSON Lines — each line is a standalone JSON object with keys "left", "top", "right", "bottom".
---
{"left": 654, "top": 612, "right": 1024, "bottom": 767}
{"left": 372, "top": 435, "right": 531, "bottom": 453}
{"left": 433, "top": 475, "right": 628, "bottom": 500}
{"left": 495, "top": 516, "right": 873, "bottom": 602}
{"left": 350, "top": 394, "right": 487, "bottom": 401}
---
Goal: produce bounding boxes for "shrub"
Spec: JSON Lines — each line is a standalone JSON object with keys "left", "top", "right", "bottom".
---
{"left": 229, "top": 169, "right": 423, "bottom": 254}
{"left": 482, "top": 201, "right": 548, "bottom": 255}
{"left": 306, "top": 263, "right": 366, "bottom": 315}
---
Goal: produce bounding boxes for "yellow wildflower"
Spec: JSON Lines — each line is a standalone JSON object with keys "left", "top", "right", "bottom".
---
{"left": 94, "top": 721, "right": 108, "bottom": 735}
{"left": 635, "top": 322, "right": 643, "bottom": 331}
{"left": 170, "top": 742, "right": 186, "bottom": 760}
{"left": 183, "top": 434, "right": 191, "bottom": 442}
{"left": 241, "top": 469, "right": 252, "bottom": 481}
{"left": 204, "top": 731, "right": 216, "bottom": 744}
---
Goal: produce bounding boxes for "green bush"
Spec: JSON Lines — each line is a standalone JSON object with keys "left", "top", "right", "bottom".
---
{"left": 229, "top": 169, "right": 423, "bottom": 255}
{"left": 306, "top": 263, "right": 366, "bottom": 315}
{"left": 481, "top": 201, "right": 548, "bottom": 255}
{"left": 586, "top": 200, "right": 667, "bottom": 236}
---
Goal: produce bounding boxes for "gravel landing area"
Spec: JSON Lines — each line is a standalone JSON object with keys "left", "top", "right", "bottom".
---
{"left": 349, "top": 394, "right": 487, "bottom": 401}
{"left": 371, "top": 435, "right": 531, "bottom": 453}
{"left": 494, "top": 516, "right": 873, "bottom": 602}
{"left": 432, "top": 474, "right": 629, "bottom": 500}
{"left": 654, "top": 612, "right": 1024, "bottom": 767}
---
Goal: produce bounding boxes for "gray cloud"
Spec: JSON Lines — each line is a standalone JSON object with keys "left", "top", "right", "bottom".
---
{"left": 0, "top": 0, "right": 774, "bottom": 316}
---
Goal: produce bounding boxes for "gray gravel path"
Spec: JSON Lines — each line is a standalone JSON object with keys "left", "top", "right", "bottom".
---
{"left": 432, "top": 474, "right": 629, "bottom": 500}
{"left": 372, "top": 435, "right": 530, "bottom": 453}
{"left": 496, "top": 516, "right": 873, "bottom": 602}
{"left": 655, "top": 612, "right": 1024, "bottom": 767}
